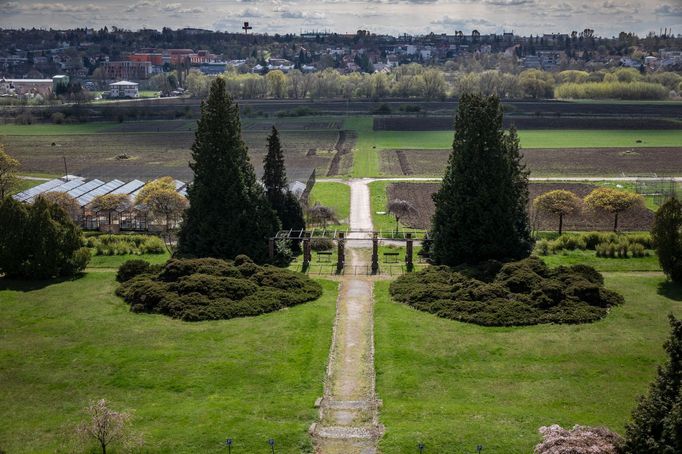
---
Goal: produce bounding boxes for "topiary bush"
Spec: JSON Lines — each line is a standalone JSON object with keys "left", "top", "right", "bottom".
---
{"left": 390, "top": 257, "right": 623, "bottom": 326}
{"left": 116, "top": 257, "right": 322, "bottom": 321}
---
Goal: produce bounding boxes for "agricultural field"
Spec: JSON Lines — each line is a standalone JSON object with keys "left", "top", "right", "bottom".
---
{"left": 0, "top": 119, "right": 344, "bottom": 182}
{"left": 383, "top": 182, "right": 656, "bottom": 231}
{"left": 0, "top": 272, "right": 337, "bottom": 453}
{"left": 375, "top": 274, "right": 682, "bottom": 453}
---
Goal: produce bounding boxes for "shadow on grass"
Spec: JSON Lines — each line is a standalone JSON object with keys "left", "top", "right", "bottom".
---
{"left": 658, "top": 280, "right": 682, "bottom": 301}
{"left": 0, "top": 274, "right": 85, "bottom": 292}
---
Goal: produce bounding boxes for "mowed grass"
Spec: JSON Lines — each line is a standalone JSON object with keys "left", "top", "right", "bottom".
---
{"left": 369, "top": 129, "right": 682, "bottom": 150}
{"left": 0, "top": 122, "right": 117, "bottom": 135}
{"left": 308, "top": 181, "right": 351, "bottom": 230}
{"left": 86, "top": 252, "right": 171, "bottom": 269}
{"left": 0, "top": 273, "right": 337, "bottom": 453}
{"left": 345, "top": 117, "right": 380, "bottom": 178}
{"left": 374, "top": 274, "right": 682, "bottom": 453}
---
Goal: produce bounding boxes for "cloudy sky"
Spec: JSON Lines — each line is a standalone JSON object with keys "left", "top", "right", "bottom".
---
{"left": 0, "top": 0, "right": 680, "bottom": 37}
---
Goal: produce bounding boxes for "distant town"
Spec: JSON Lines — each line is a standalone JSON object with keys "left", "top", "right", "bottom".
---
{"left": 0, "top": 26, "right": 680, "bottom": 102}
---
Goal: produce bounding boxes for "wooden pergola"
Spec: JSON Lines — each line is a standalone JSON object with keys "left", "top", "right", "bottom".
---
{"left": 270, "top": 229, "right": 430, "bottom": 274}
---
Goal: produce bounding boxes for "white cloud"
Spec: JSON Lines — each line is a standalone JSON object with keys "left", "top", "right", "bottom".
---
{"left": 125, "top": 1, "right": 159, "bottom": 12}
{"left": 29, "top": 2, "right": 102, "bottom": 12}
{"left": 655, "top": 3, "right": 682, "bottom": 16}
{"left": 162, "top": 3, "right": 204, "bottom": 14}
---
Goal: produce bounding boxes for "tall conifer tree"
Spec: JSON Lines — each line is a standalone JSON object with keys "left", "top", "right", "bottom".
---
{"left": 430, "top": 94, "right": 533, "bottom": 265}
{"left": 177, "top": 78, "right": 280, "bottom": 262}
{"left": 262, "top": 126, "right": 305, "bottom": 233}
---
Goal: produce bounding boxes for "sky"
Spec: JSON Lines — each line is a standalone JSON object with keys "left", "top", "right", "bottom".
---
{"left": 0, "top": 0, "right": 680, "bottom": 37}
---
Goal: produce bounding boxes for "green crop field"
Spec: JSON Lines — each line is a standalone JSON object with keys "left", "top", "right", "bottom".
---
{"left": 0, "top": 272, "right": 337, "bottom": 453}
{"left": 374, "top": 274, "right": 682, "bottom": 453}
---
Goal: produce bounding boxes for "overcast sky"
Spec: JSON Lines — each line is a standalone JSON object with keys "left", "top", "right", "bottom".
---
{"left": 1, "top": 0, "right": 680, "bottom": 37}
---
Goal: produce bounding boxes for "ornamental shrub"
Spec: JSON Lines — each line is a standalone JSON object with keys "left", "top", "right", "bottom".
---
{"left": 390, "top": 257, "right": 622, "bottom": 326}
{"left": 116, "top": 259, "right": 152, "bottom": 282}
{"left": 117, "top": 257, "right": 322, "bottom": 321}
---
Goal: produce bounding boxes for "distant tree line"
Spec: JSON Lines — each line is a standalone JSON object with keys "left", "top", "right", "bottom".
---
{"left": 180, "top": 65, "right": 682, "bottom": 101}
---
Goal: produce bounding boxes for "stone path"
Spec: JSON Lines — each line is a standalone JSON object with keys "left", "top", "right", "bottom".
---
{"left": 311, "top": 181, "right": 383, "bottom": 453}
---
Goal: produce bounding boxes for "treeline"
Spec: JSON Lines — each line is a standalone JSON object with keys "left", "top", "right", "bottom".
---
{"left": 175, "top": 65, "right": 682, "bottom": 101}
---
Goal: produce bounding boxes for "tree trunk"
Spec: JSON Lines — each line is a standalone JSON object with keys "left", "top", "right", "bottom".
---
{"left": 100, "top": 441, "right": 106, "bottom": 454}
{"left": 614, "top": 212, "right": 619, "bottom": 232}
{"left": 558, "top": 213, "right": 563, "bottom": 235}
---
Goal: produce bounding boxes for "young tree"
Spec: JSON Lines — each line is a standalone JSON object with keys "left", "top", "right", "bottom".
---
{"left": 177, "top": 77, "right": 280, "bottom": 262}
{"left": 651, "top": 198, "right": 682, "bottom": 283}
{"left": 40, "top": 191, "right": 81, "bottom": 221}
{"left": 621, "top": 314, "right": 682, "bottom": 453}
{"left": 584, "top": 187, "right": 644, "bottom": 232}
{"left": 533, "top": 190, "right": 582, "bottom": 235}
{"left": 90, "top": 194, "right": 131, "bottom": 226}
{"left": 430, "top": 94, "right": 533, "bottom": 266}
{"left": 0, "top": 145, "right": 20, "bottom": 199}
{"left": 77, "top": 399, "right": 142, "bottom": 454}
{"left": 307, "top": 204, "right": 337, "bottom": 229}
{"left": 261, "top": 126, "right": 305, "bottom": 233}
{"left": 387, "top": 199, "right": 417, "bottom": 234}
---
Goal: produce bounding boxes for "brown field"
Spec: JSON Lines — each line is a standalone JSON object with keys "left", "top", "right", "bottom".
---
{"left": 4, "top": 130, "right": 339, "bottom": 181}
{"left": 387, "top": 182, "right": 655, "bottom": 231}
{"left": 374, "top": 116, "right": 682, "bottom": 131}
{"left": 380, "top": 147, "right": 682, "bottom": 177}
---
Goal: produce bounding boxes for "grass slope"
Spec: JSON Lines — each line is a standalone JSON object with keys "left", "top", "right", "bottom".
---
{"left": 375, "top": 274, "right": 682, "bottom": 453}
{"left": 0, "top": 273, "right": 337, "bottom": 453}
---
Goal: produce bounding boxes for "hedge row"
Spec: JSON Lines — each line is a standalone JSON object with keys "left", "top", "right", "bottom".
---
{"left": 390, "top": 257, "right": 623, "bottom": 326}
{"left": 115, "top": 256, "right": 322, "bottom": 321}
{"left": 84, "top": 234, "right": 165, "bottom": 256}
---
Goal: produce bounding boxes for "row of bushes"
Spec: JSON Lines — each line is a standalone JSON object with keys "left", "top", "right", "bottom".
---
{"left": 536, "top": 232, "right": 653, "bottom": 254}
{"left": 116, "top": 256, "right": 322, "bottom": 321}
{"left": 84, "top": 234, "right": 165, "bottom": 256}
{"left": 595, "top": 241, "right": 649, "bottom": 258}
{"left": 390, "top": 257, "right": 623, "bottom": 326}
{"left": 555, "top": 81, "right": 670, "bottom": 100}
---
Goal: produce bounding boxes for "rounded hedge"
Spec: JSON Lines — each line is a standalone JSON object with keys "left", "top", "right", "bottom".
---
{"left": 389, "top": 257, "right": 623, "bottom": 326}
{"left": 116, "top": 257, "right": 323, "bottom": 321}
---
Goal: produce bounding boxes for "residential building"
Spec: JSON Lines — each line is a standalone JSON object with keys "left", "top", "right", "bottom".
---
{"left": 101, "top": 61, "right": 152, "bottom": 80}
{"left": 108, "top": 81, "right": 139, "bottom": 98}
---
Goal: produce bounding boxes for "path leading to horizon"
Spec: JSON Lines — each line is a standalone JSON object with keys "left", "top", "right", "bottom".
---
{"left": 312, "top": 180, "right": 383, "bottom": 454}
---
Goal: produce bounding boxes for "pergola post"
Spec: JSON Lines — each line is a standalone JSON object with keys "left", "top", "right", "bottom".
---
{"left": 268, "top": 238, "right": 275, "bottom": 261}
{"left": 302, "top": 234, "right": 312, "bottom": 270}
{"left": 371, "top": 232, "right": 379, "bottom": 274}
{"left": 405, "top": 233, "right": 414, "bottom": 272}
{"left": 336, "top": 232, "right": 345, "bottom": 274}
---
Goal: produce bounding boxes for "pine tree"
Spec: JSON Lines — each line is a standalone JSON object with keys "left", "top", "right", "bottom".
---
{"left": 430, "top": 94, "right": 533, "bottom": 266}
{"left": 177, "top": 77, "right": 280, "bottom": 263}
{"left": 621, "top": 314, "right": 682, "bottom": 453}
{"left": 262, "top": 126, "right": 305, "bottom": 233}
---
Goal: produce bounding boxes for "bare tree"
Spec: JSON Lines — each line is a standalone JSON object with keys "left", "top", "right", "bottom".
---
{"left": 0, "top": 145, "right": 19, "bottom": 199}
{"left": 307, "top": 203, "right": 337, "bottom": 229}
{"left": 387, "top": 199, "right": 417, "bottom": 234}
{"left": 76, "top": 399, "right": 142, "bottom": 454}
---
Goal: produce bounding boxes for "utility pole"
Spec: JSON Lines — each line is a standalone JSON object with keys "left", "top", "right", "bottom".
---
{"left": 242, "top": 21, "right": 252, "bottom": 35}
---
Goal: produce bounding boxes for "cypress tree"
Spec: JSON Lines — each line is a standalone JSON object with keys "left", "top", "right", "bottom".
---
{"left": 177, "top": 78, "right": 280, "bottom": 263}
{"left": 262, "top": 126, "right": 305, "bottom": 233}
{"left": 651, "top": 198, "right": 682, "bottom": 283}
{"left": 430, "top": 94, "right": 533, "bottom": 266}
{"left": 622, "top": 314, "right": 682, "bottom": 453}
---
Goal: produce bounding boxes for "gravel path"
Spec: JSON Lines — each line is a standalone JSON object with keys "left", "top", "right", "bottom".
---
{"left": 312, "top": 181, "right": 383, "bottom": 453}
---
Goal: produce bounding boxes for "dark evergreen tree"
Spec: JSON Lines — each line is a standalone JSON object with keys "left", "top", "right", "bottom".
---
{"left": 621, "top": 314, "right": 682, "bottom": 453}
{"left": 262, "top": 126, "right": 306, "bottom": 233}
{"left": 0, "top": 196, "right": 88, "bottom": 279}
{"left": 177, "top": 78, "right": 280, "bottom": 263}
{"left": 652, "top": 198, "right": 682, "bottom": 283}
{"left": 430, "top": 94, "right": 533, "bottom": 266}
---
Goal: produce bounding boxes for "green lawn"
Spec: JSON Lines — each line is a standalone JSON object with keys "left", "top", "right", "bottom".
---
{"left": 308, "top": 181, "right": 351, "bottom": 230}
{"left": 368, "top": 129, "right": 682, "bottom": 150}
{"left": 86, "top": 252, "right": 171, "bottom": 269}
{"left": 9, "top": 178, "right": 45, "bottom": 196}
{"left": 0, "top": 272, "right": 337, "bottom": 453}
{"left": 0, "top": 122, "right": 116, "bottom": 135}
{"left": 374, "top": 274, "right": 682, "bottom": 453}
{"left": 539, "top": 249, "right": 661, "bottom": 272}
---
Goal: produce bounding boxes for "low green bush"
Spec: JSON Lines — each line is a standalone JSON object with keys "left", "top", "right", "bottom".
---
{"left": 390, "top": 257, "right": 623, "bottom": 326}
{"left": 117, "top": 257, "right": 322, "bottom": 321}
{"left": 85, "top": 234, "right": 165, "bottom": 256}
{"left": 310, "top": 238, "right": 334, "bottom": 252}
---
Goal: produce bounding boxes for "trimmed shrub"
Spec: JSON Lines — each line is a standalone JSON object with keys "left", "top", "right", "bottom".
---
{"left": 117, "top": 257, "right": 322, "bottom": 321}
{"left": 390, "top": 257, "right": 622, "bottom": 326}
{"left": 310, "top": 237, "right": 334, "bottom": 252}
{"left": 85, "top": 234, "right": 165, "bottom": 255}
